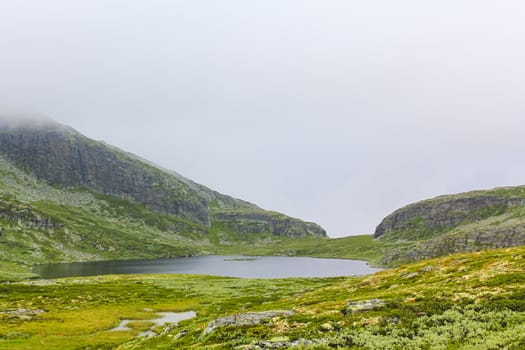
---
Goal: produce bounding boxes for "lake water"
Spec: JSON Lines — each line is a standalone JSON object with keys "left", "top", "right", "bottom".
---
{"left": 33, "top": 255, "right": 382, "bottom": 279}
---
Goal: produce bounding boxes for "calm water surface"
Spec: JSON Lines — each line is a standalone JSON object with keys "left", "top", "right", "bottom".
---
{"left": 33, "top": 255, "right": 382, "bottom": 279}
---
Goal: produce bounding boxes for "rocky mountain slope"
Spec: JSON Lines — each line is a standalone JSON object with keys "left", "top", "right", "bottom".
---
{"left": 0, "top": 116, "right": 325, "bottom": 272}
{"left": 374, "top": 187, "right": 525, "bottom": 265}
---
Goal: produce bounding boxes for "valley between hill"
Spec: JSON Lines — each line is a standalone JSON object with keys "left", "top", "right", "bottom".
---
{"left": 2, "top": 117, "right": 525, "bottom": 349}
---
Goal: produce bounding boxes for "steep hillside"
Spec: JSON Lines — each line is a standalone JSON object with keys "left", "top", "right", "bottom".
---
{"left": 0, "top": 116, "right": 325, "bottom": 238}
{"left": 0, "top": 116, "right": 326, "bottom": 275}
{"left": 374, "top": 187, "right": 525, "bottom": 265}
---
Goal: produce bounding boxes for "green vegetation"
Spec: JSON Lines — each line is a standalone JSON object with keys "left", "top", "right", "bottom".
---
{"left": 0, "top": 154, "right": 345, "bottom": 279}
{"left": 2, "top": 120, "right": 525, "bottom": 348}
{"left": 1, "top": 246, "right": 524, "bottom": 349}
{"left": 427, "top": 185, "right": 525, "bottom": 201}
{"left": 3, "top": 120, "right": 525, "bottom": 275}
{"left": 209, "top": 235, "right": 402, "bottom": 266}
{"left": 0, "top": 153, "right": 393, "bottom": 280}
{"left": 0, "top": 120, "right": 327, "bottom": 239}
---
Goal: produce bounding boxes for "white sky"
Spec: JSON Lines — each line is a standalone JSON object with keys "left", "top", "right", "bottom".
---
{"left": 1, "top": 1, "right": 525, "bottom": 237}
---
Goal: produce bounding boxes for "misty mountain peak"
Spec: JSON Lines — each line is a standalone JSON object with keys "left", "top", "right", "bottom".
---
{"left": 0, "top": 118, "right": 327, "bottom": 238}
{"left": 0, "top": 114, "right": 74, "bottom": 134}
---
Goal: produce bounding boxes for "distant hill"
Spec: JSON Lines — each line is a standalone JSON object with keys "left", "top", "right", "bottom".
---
{"left": 374, "top": 186, "right": 525, "bottom": 265}
{"left": 0, "top": 115, "right": 325, "bottom": 272}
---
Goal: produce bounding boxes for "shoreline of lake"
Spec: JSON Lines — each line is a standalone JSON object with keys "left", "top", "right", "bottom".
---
{"left": 33, "top": 255, "right": 383, "bottom": 279}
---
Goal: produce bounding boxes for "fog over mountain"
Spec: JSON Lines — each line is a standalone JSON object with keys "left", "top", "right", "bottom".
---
{"left": 1, "top": 1, "right": 525, "bottom": 236}
{"left": 0, "top": 112, "right": 55, "bottom": 127}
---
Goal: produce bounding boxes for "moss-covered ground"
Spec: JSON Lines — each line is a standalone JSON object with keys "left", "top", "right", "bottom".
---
{"left": 1, "top": 246, "right": 524, "bottom": 349}
{"left": 208, "top": 235, "right": 400, "bottom": 266}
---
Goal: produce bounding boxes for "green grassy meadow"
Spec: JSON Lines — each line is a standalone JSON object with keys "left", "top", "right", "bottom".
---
{"left": 1, "top": 246, "right": 524, "bottom": 349}
{"left": 207, "top": 235, "right": 401, "bottom": 266}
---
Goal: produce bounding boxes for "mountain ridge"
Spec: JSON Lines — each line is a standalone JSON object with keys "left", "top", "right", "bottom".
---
{"left": 0, "top": 116, "right": 328, "bottom": 276}
{"left": 374, "top": 186, "right": 525, "bottom": 264}
{"left": 0, "top": 116, "right": 326, "bottom": 238}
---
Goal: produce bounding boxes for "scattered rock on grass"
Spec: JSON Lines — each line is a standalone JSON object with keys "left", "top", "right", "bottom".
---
{"left": 0, "top": 308, "right": 46, "bottom": 321}
{"left": 236, "top": 338, "right": 321, "bottom": 349}
{"left": 343, "top": 299, "right": 384, "bottom": 315}
{"left": 204, "top": 310, "right": 294, "bottom": 335}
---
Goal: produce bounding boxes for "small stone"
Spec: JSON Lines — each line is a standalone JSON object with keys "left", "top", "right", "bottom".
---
{"left": 387, "top": 316, "right": 400, "bottom": 324}
{"left": 173, "top": 330, "right": 188, "bottom": 339}
{"left": 343, "top": 299, "right": 385, "bottom": 315}
{"left": 145, "top": 332, "right": 157, "bottom": 339}
{"left": 17, "top": 315, "right": 33, "bottom": 321}
{"left": 320, "top": 323, "right": 333, "bottom": 332}
{"left": 421, "top": 265, "right": 435, "bottom": 272}
{"left": 404, "top": 272, "right": 419, "bottom": 279}
{"left": 291, "top": 339, "right": 319, "bottom": 347}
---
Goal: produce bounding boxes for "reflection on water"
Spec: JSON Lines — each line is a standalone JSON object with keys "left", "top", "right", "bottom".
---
{"left": 33, "top": 255, "right": 382, "bottom": 279}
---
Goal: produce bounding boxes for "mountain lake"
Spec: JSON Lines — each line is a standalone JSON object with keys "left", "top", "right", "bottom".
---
{"left": 33, "top": 255, "right": 382, "bottom": 279}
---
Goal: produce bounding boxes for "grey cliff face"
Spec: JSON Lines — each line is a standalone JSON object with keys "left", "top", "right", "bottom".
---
{"left": 0, "top": 121, "right": 210, "bottom": 225}
{"left": 375, "top": 195, "right": 525, "bottom": 238}
{"left": 212, "top": 211, "right": 327, "bottom": 237}
{"left": 375, "top": 188, "right": 525, "bottom": 265}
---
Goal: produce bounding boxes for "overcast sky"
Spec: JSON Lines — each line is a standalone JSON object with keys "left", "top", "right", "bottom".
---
{"left": 1, "top": 1, "right": 525, "bottom": 237}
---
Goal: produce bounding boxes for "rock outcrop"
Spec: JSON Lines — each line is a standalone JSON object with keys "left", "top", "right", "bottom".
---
{"left": 0, "top": 195, "right": 61, "bottom": 229}
{"left": 375, "top": 195, "right": 525, "bottom": 239}
{"left": 374, "top": 187, "right": 525, "bottom": 265}
{"left": 0, "top": 308, "right": 46, "bottom": 321}
{"left": 342, "top": 299, "right": 385, "bottom": 315}
{"left": 212, "top": 210, "right": 326, "bottom": 237}
{"left": 0, "top": 118, "right": 211, "bottom": 225}
{"left": 204, "top": 310, "right": 294, "bottom": 335}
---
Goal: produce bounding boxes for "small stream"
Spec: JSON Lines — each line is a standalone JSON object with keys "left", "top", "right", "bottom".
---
{"left": 110, "top": 311, "right": 197, "bottom": 336}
